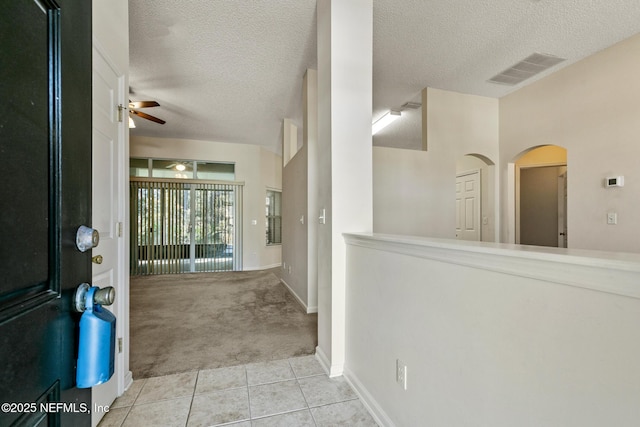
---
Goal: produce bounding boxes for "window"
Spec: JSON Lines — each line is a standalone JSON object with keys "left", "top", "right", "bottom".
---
{"left": 152, "top": 159, "right": 194, "bottom": 179}
{"left": 129, "top": 157, "right": 242, "bottom": 274}
{"left": 130, "top": 158, "right": 149, "bottom": 177}
{"left": 197, "top": 162, "right": 235, "bottom": 181}
{"left": 266, "top": 190, "right": 281, "bottom": 245}
{"left": 129, "top": 158, "right": 235, "bottom": 180}
{"left": 130, "top": 180, "right": 243, "bottom": 274}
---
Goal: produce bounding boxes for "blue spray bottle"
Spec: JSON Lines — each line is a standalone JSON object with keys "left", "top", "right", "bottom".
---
{"left": 75, "top": 284, "right": 116, "bottom": 388}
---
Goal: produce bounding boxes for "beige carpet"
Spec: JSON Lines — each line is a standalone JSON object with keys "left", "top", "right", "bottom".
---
{"left": 130, "top": 270, "right": 317, "bottom": 379}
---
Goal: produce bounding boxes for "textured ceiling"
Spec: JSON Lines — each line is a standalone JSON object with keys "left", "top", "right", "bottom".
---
{"left": 129, "top": 0, "right": 640, "bottom": 153}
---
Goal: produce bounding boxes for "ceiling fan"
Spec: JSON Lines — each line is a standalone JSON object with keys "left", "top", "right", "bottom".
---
{"left": 128, "top": 100, "right": 166, "bottom": 126}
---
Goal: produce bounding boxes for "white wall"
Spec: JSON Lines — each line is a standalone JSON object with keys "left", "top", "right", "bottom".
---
{"left": 281, "top": 70, "right": 318, "bottom": 313}
{"left": 373, "top": 88, "right": 499, "bottom": 240}
{"left": 130, "top": 136, "right": 282, "bottom": 270}
{"left": 93, "top": 0, "right": 128, "bottom": 73}
{"left": 344, "top": 233, "right": 640, "bottom": 427}
{"left": 305, "top": 70, "right": 319, "bottom": 313}
{"left": 316, "top": 0, "right": 373, "bottom": 376}
{"left": 316, "top": 0, "right": 333, "bottom": 370}
{"left": 282, "top": 143, "right": 309, "bottom": 307}
{"left": 500, "top": 33, "right": 640, "bottom": 253}
{"left": 373, "top": 147, "right": 453, "bottom": 238}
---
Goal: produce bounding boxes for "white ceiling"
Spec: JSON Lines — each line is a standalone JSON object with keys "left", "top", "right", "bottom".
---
{"left": 129, "top": 0, "right": 640, "bottom": 153}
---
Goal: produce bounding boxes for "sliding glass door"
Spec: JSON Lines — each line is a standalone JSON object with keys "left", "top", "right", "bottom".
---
{"left": 130, "top": 179, "right": 243, "bottom": 275}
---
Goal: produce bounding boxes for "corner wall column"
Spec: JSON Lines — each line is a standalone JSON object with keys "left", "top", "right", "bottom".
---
{"left": 316, "top": 0, "right": 373, "bottom": 376}
{"left": 304, "top": 69, "right": 319, "bottom": 312}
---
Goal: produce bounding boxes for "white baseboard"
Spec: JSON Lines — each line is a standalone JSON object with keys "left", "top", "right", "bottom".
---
{"left": 315, "top": 346, "right": 344, "bottom": 378}
{"left": 243, "top": 263, "right": 282, "bottom": 271}
{"left": 123, "top": 370, "right": 133, "bottom": 394}
{"left": 280, "top": 278, "right": 317, "bottom": 313}
{"left": 343, "top": 367, "right": 396, "bottom": 427}
{"left": 315, "top": 346, "right": 330, "bottom": 376}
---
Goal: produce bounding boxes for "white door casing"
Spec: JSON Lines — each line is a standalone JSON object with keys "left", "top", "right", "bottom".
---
{"left": 91, "top": 45, "right": 128, "bottom": 426}
{"left": 456, "top": 170, "right": 481, "bottom": 241}
{"left": 557, "top": 170, "right": 568, "bottom": 248}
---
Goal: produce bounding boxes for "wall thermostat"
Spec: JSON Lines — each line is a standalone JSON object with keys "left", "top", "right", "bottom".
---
{"left": 605, "top": 176, "right": 624, "bottom": 187}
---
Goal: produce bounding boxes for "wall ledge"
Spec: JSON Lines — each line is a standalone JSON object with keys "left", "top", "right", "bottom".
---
{"left": 344, "top": 233, "right": 640, "bottom": 300}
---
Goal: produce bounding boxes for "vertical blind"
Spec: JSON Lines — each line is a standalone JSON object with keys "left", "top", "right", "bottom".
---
{"left": 130, "top": 178, "right": 243, "bottom": 275}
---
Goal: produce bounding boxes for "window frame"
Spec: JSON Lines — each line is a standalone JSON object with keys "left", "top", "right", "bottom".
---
{"left": 265, "top": 189, "right": 282, "bottom": 246}
{"left": 129, "top": 157, "right": 236, "bottom": 181}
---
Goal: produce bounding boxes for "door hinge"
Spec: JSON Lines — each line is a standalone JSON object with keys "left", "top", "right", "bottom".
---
{"left": 117, "top": 222, "right": 123, "bottom": 237}
{"left": 117, "top": 104, "right": 125, "bottom": 122}
{"left": 118, "top": 337, "right": 123, "bottom": 353}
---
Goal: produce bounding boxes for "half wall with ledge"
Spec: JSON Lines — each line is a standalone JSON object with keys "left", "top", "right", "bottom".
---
{"left": 343, "top": 232, "right": 640, "bottom": 427}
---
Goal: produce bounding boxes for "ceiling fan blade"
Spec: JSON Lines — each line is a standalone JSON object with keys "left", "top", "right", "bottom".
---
{"left": 129, "top": 100, "right": 160, "bottom": 109}
{"left": 130, "top": 109, "right": 166, "bottom": 124}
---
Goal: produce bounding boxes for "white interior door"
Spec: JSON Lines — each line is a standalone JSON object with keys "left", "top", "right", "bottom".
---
{"left": 91, "top": 46, "right": 124, "bottom": 426}
{"left": 456, "top": 170, "right": 481, "bottom": 241}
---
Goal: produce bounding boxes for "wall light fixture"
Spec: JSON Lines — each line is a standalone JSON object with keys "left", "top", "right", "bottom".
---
{"left": 372, "top": 110, "right": 401, "bottom": 135}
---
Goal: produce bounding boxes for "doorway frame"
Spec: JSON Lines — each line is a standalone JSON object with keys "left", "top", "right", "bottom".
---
{"left": 92, "top": 37, "right": 132, "bottom": 406}
{"left": 513, "top": 161, "right": 567, "bottom": 245}
{"left": 456, "top": 168, "right": 482, "bottom": 241}
{"left": 456, "top": 153, "right": 499, "bottom": 243}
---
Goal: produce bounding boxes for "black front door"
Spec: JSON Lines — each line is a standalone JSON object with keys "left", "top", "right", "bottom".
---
{"left": 0, "top": 0, "right": 92, "bottom": 426}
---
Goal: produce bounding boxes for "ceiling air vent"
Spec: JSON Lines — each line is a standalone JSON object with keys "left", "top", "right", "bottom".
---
{"left": 488, "top": 52, "right": 566, "bottom": 86}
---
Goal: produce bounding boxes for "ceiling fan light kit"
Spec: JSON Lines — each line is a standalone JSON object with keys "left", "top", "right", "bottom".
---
{"left": 128, "top": 99, "right": 166, "bottom": 126}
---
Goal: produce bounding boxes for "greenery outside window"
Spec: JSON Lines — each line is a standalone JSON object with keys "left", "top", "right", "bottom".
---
{"left": 266, "top": 190, "right": 281, "bottom": 245}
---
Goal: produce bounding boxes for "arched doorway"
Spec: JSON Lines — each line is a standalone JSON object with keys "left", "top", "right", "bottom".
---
{"left": 513, "top": 145, "right": 568, "bottom": 248}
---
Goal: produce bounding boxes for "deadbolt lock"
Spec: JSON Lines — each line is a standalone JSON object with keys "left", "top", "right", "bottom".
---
{"left": 76, "top": 225, "right": 99, "bottom": 252}
{"left": 92, "top": 255, "right": 104, "bottom": 264}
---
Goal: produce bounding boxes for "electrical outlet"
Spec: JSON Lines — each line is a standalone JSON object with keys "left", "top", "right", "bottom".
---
{"left": 396, "top": 359, "right": 407, "bottom": 390}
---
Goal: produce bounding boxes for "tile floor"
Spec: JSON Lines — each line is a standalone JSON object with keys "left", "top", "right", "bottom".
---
{"left": 98, "top": 355, "right": 379, "bottom": 427}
